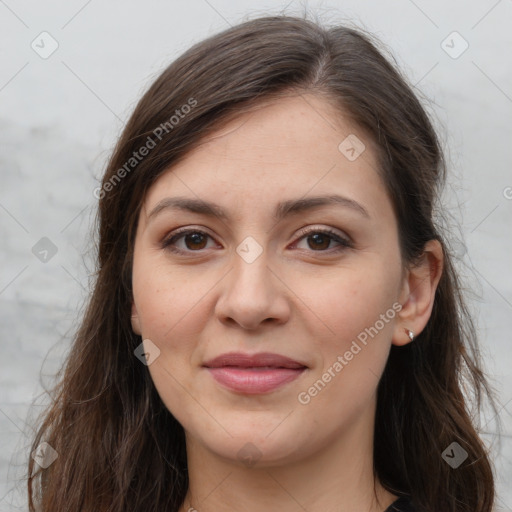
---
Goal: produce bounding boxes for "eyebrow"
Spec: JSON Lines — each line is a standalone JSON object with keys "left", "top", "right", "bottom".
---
{"left": 147, "top": 194, "right": 370, "bottom": 223}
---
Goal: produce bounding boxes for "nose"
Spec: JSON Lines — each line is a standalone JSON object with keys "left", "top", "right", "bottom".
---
{"left": 214, "top": 247, "right": 291, "bottom": 331}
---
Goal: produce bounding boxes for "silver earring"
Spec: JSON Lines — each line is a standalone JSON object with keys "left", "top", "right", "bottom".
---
{"left": 404, "top": 328, "right": 414, "bottom": 341}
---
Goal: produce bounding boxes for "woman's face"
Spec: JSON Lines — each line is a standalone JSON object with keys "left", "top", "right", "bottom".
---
{"left": 131, "top": 93, "right": 408, "bottom": 466}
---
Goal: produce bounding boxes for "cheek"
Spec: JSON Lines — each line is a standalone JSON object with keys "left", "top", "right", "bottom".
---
{"left": 293, "top": 262, "right": 399, "bottom": 404}
{"left": 131, "top": 256, "right": 216, "bottom": 408}
{"left": 132, "top": 262, "right": 208, "bottom": 420}
{"left": 132, "top": 256, "right": 210, "bottom": 340}
{"left": 289, "top": 259, "right": 400, "bottom": 347}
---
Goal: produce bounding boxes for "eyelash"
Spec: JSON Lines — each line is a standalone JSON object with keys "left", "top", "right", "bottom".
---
{"left": 161, "top": 226, "right": 353, "bottom": 255}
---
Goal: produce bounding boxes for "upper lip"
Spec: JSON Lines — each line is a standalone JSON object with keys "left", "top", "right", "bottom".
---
{"left": 203, "top": 352, "right": 307, "bottom": 369}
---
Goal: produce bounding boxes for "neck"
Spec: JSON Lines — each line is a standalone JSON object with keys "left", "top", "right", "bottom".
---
{"left": 178, "top": 400, "right": 397, "bottom": 512}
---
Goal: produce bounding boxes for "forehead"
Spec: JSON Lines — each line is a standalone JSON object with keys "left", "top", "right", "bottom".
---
{"left": 141, "top": 93, "right": 390, "bottom": 223}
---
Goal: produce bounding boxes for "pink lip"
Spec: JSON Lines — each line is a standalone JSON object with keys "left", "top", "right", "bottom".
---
{"left": 203, "top": 352, "right": 307, "bottom": 394}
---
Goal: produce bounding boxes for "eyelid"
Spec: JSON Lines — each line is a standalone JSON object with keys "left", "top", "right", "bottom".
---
{"left": 165, "top": 225, "right": 215, "bottom": 238}
{"left": 293, "top": 225, "right": 352, "bottom": 245}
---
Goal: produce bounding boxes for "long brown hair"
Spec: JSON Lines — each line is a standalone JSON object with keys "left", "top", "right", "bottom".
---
{"left": 28, "top": 14, "right": 498, "bottom": 512}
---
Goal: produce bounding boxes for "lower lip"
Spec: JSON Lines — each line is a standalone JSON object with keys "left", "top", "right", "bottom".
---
{"left": 206, "top": 367, "right": 305, "bottom": 394}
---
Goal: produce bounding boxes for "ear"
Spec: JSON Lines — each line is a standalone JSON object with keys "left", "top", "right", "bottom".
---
{"left": 393, "top": 240, "right": 444, "bottom": 346}
{"left": 131, "top": 300, "right": 142, "bottom": 335}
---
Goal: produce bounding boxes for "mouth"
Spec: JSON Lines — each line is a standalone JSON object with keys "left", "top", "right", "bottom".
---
{"left": 202, "top": 352, "right": 308, "bottom": 394}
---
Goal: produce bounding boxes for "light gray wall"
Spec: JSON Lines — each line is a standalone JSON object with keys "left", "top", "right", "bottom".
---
{"left": 1, "top": 0, "right": 511, "bottom": 509}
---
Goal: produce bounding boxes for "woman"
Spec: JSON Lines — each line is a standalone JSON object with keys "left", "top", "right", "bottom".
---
{"left": 28, "top": 14, "right": 497, "bottom": 512}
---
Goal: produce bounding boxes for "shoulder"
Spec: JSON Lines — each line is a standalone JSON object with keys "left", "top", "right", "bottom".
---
{"left": 385, "top": 496, "right": 417, "bottom": 512}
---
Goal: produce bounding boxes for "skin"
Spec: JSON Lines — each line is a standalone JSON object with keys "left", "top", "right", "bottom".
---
{"left": 130, "top": 93, "right": 443, "bottom": 512}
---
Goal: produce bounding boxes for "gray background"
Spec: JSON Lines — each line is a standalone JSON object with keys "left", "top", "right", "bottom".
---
{"left": 1, "top": 0, "right": 511, "bottom": 509}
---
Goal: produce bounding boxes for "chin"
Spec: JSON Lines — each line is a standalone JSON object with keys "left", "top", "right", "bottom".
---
{"left": 195, "top": 423, "right": 312, "bottom": 468}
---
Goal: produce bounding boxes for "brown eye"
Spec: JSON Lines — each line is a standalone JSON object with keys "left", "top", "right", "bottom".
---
{"left": 162, "top": 229, "right": 216, "bottom": 254}
{"left": 182, "top": 232, "right": 208, "bottom": 250}
{"left": 294, "top": 228, "right": 353, "bottom": 253}
{"left": 306, "top": 232, "right": 331, "bottom": 250}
